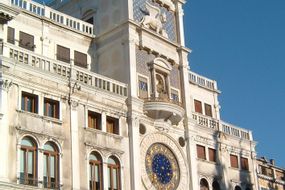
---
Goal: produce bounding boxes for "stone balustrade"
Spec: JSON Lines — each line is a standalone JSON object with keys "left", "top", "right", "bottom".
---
{"left": 189, "top": 71, "right": 218, "bottom": 91}
{"left": 192, "top": 113, "right": 219, "bottom": 130}
{"left": 10, "top": 0, "right": 94, "bottom": 36}
{"left": 192, "top": 112, "right": 252, "bottom": 140}
{"left": 4, "top": 42, "right": 128, "bottom": 97}
{"left": 220, "top": 121, "right": 251, "bottom": 140}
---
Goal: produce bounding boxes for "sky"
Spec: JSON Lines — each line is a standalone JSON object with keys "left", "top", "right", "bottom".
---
{"left": 183, "top": 0, "right": 285, "bottom": 167}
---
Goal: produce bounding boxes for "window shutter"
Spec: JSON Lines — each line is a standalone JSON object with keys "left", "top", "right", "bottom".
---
{"left": 205, "top": 103, "right": 213, "bottom": 117}
{"left": 208, "top": 148, "right": 216, "bottom": 162}
{"left": 196, "top": 145, "right": 206, "bottom": 159}
{"left": 194, "top": 100, "right": 202, "bottom": 114}
{"left": 241, "top": 157, "right": 249, "bottom": 170}
{"left": 7, "top": 27, "right": 15, "bottom": 44}
{"left": 230, "top": 155, "right": 238, "bottom": 168}
{"left": 57, "top": 45, "right": 70, "bottom": 63}
{"left": 74, "top": 51, "right": 87, "bottom": 68}
{"left": 19, "top": 31, "right": 34, "bottom": 51}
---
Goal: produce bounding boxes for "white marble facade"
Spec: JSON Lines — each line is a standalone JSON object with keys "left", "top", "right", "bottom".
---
{"left": 0, "top": 0, "right": 259, "bottom": 189}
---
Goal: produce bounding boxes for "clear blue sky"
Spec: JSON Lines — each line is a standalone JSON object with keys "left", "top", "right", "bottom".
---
{"left": 184, "top": 0, "right": 285, "bottom": 167}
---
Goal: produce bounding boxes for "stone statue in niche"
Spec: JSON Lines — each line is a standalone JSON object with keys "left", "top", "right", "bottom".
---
{"left": 140, "top": 2, "right": 168, "bottom": 38}
{"left": 156, "top": 74, "right": 168, "bottom": 99}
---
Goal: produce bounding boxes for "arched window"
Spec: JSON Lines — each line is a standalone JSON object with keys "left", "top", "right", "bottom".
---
{"left": 89, "top": 152, "right": 103, "bottom": 190}
{"left": 107, "top": 156, "right": 120, "bottom": 190}
{"left": 235, "top": 186, "right": 242, "bottom": 190}
{"left": 212, "top": 180, "right": 220, "bottom": 190}
{"left": 20, "top": 137, "right": 37, "bottom": 186}
{"left": 200, "top": 178, "right": 209, "bottom": 190}
{"left": 43, "top": 142, "right": 59, "bottom": 189}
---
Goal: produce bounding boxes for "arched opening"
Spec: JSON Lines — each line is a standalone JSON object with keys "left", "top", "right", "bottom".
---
{"left": 43, "top": 142, "right": 60, "bottom": 189}
{"left": 200, "top": 178, "right": 209, "bottom": 190}
{"left": 89, "top": 151, "right": 103, "bottom": 190}
{"left": 235, "top": 185, "right": 242, "bottom": 190}
{"left": 107, "top": 156, "right": 121, "bottom": 190}
{"left": 212, "top": 180, "right": 220, "bottom": 190}
{"left": 20, "top": 136, "right": 37, "bottom": 186}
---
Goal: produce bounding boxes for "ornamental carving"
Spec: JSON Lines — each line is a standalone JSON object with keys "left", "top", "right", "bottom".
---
{"left": 155, "top": 0, "right": 175, "bottom": 11}
{"left": 0, "top": 79, "right": 13, "bottom": 91}
{"left": 140, "top": 2, "right": 168, "bottom": 38}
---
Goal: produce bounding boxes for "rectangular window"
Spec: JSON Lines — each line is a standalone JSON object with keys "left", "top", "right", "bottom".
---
{"left": 21, "top": 92, "right": 38, "bottom": 113}
{"left": 196, "top": 145, "right": 206, "bottom": 160}
{"left": 208, "top": 148, "right": 216, "bottom": 162}
{"left": 74, "top": 51, "right": 87, "bottom": 68}
{"left": 7, "top": 27, "right": 15, "bottom": 44}
{"left": 171, "top": 89, "right": 179, "bottom": 102}
{"left": 204, "top": 103, "right": 212, "bottom": 117}
{"left": 276, "top": 171, "right": 285, "bottom": 181}
{"left": 56, "top": 45, "right": 70, "bottom": 63}
{"left": 19, "top": 31, "right": 34, "bottom": 51}
{"left": 138, "top": 76, "right": 148, "bottom": 99}
{"left": 230, "top": 154, "right": 239, "bottom": 168}
{"left": 106, "top": 116, "right": 119, "bottom": 135}
{"left": 241, "top": 157, "right": 249, "bottom": 170}
{"left": 88, "top": 111, "right": 101, "bottom": 130}
{"left": 259, "top": 165, "right": 267, "bottom": 175}
{"left": 194, "top": 99, "right": 202, "bottom": 114}
{"left": 44, "top": 98, "right": 60, "bottom": 119}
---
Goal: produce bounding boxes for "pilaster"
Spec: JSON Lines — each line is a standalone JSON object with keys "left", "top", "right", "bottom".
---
{"left": 176, "top": 2, "right": 186, "bottom": 46}
{"left": 0, "top": 79, "right": 12, "bottom": 182}
{"left": 128, "top": 114, "right": 141, "bottom": 190}
{"left": 126, "top": 24, "right": 143, "bottom": 189}
{"left": 70, "top": 100, "right": 80, "bottom": 190}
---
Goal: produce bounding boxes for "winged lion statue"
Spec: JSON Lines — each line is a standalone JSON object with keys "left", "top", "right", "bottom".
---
{"left": 140, "top": 2, "right": 168, "bottom": 38}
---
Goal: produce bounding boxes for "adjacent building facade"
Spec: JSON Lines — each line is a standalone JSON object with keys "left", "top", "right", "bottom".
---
{"left": 257, "top": 158, "right": 285, "bottom": 190}
{"left": 0, "top": 0, "right": 266, "bottom": 189}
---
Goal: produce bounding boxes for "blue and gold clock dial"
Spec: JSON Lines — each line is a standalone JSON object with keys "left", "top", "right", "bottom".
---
{"left": 146, "top": 143, "right": 180, "bottom": 189}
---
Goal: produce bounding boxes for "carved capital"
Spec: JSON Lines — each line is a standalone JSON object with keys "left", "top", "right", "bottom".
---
{"left": 0, "top": 79, "right": 12, "bottom": 91}
{"left": 70, "top": 100, "right": 79, "bottom": 110}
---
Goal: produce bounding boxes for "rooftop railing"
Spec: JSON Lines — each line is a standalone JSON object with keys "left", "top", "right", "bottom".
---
{"left": 192, "top": 112, "right": 252, "bottom": 140}
{"left": 189, "top": 71, "right": 218, "bottom": 92}
{"left": 10, "top": 0, "right": 94, "bottom": 36}
{"left": 3, "top": 42, "right": 127, "bottom": 97}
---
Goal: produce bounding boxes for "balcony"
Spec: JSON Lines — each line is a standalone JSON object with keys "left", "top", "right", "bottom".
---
{"left": 9, "top": 0, "right": 94, "bottom": 36}
{"left": 2, "top": 42, "right": 128, "bottom": 97}
{"left": 143, "top": 97, "right": 185, "bottom": 125}
{"left": 189, "top": 71, "right": 220, "bottom": 92}
{"left": 192, "top": 112, "right": 252, "bottom": 140}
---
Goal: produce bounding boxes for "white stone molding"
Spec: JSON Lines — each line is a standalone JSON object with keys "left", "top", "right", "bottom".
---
{"left": 84, "top": 142, "right": 124, "bottom": 157}
{"left": 140, "top": 2, "right": 168, "bottom": 38}
{"left": 140, "top": 132, "right": 189, "bottom": 190}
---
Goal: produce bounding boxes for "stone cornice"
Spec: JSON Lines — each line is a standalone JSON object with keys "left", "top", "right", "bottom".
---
{"left": 0, "top": 3, "right": 19, "bottom": 22}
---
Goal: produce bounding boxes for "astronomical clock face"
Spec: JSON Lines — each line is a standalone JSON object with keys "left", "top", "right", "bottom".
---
{"left": 145, "top": 143, "right": 180, "bottom": 190}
